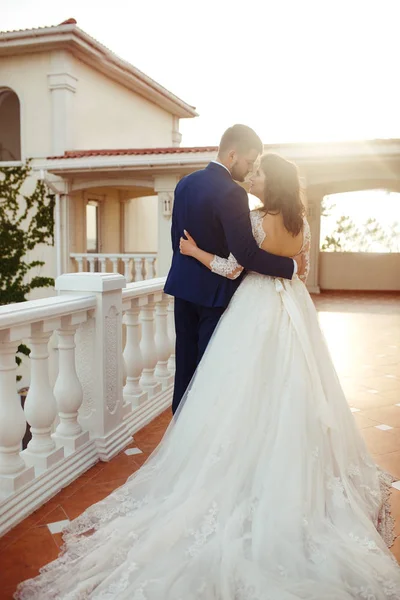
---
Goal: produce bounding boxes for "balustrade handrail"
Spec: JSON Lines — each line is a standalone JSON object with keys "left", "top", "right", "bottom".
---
{"left": 0, "top": 295, "right": 96, "bottom": 330}
{"left": 122, "top": 277, "right": 167, "bottom": 301}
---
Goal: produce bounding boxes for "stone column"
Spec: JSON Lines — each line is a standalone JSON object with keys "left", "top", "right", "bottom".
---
{"left": 172, "top": 116, "right": 182, "bottom": 147}
{"left": 306, "top": 189, "right": 323, "bottom": 294}
{"left": 154, "top": 175, "right": 180, "bottom": 276}
{"left": 48, "top": 50, "right": 77, "bottom": 155}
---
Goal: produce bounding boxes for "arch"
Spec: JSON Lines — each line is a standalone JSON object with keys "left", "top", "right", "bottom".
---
{"left": 70, "top": 178, "right": 154, "bottom": 194}
{"left": 0, "top": 88, "right": 21, "bottom": 161}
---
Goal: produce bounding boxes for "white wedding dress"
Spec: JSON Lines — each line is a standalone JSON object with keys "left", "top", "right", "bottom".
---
{"left": 16, "top": 211, "right": 400, "bottom": 599}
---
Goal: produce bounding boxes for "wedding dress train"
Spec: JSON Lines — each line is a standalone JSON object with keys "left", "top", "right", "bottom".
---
{"left": 15, "top": 212, "right": 400, "bottom": 599}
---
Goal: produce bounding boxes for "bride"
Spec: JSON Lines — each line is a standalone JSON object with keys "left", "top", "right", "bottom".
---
{"left": 16, "top": 154, "right": 400, "bottom": 599}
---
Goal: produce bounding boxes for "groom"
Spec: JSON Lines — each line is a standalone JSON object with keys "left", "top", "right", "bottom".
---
{"left": 164, "top": 124, "right": 299, "bottom": 414}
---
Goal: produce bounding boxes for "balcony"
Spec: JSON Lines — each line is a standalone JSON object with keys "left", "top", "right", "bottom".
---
{"left": 0, "top": 290, "right": 399, "bottom": 597}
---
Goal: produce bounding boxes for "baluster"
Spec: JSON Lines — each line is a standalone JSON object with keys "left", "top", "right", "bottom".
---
{"left": 134, "top": 258, "right": 144, "bottom": 282}
{"left": 167, "top": 296, "right": 176, "bottom": 373}
{"left": 111, "top": 258, "right": 119, "bottom": 274}
{"left": 76, "top": 257, "right": 84, "bottom": 273}
{"left": 22, "top": 323, "right": 64, "bottom": 470}
{"left": 139, "top": 296, "right": 162, "bottom": 396}
{"left": 145, "top": 257, "right": 156, "bottom": 280}
{"left": 0, "top": 332, "right": 34, "bottom": 492}
{"left": 123, "top": 299, "right": 148, "bottom": 406}
{"left": 123, "top": 258, "right": 132, "bottom": 283}
{"left": 100, "top": 257, "right": 107, "bottom": 273}
{"left": 87, "top": 257, "right": 95, "bottom": 273}
{"left": 155, "top": 294, "right": 173, "bottom": 388}
{"left": 53, "top": 316, "right": 90, "bottom": 453}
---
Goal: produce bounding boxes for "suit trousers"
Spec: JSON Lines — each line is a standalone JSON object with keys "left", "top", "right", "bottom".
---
{"left": 171, "top": 297, "right": 225, "bottom": 415}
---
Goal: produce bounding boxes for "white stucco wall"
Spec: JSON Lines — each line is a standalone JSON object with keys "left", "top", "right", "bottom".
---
{"left": 72, "top": 59, "right": 175, "bottom": 150}
{"left": 319, "top": 252, "right": 400, "bottom": 290}
{"left": 125, "top": 196, "right": 158, "bottom": 252}
{"left": 1, "top": 50, "right": 177, "bottom": 161}
{"left": 0, "top": 53, "right": 52, "bottom": 159}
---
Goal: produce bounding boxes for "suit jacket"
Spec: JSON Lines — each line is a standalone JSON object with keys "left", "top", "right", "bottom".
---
{"left": 164, "top": 162, "right": 294, "bottom": 308}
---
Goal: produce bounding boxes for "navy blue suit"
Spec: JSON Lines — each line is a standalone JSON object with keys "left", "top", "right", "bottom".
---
{"left": 164, "top": 162, "right": 294, "bottom": 413}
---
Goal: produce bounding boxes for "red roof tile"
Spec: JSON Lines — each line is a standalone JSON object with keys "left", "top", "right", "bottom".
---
{"left": 0, "top": 22, "right": 65, "bottom": 34}
{"left": 47, "top": 147, "right": 219, "bottom": 159}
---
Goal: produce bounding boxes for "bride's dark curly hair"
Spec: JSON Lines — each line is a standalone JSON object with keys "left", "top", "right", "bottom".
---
{"left": 259, "top": 153, "right": 305, "bottom": 237}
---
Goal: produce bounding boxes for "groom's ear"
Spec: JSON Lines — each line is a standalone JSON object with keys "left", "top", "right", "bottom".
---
{"left": 227, "top": 149, "right": 237, "bottom": 162}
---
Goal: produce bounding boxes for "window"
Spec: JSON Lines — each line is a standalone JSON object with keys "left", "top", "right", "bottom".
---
{"left": 86, "top": 200, "right": 100, "bottom": 253}
{"left": 0, "top": 88, "right": 21, "bottom": 162}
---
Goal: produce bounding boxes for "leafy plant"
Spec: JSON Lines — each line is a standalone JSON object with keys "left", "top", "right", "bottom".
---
{"left": 0, "top": 160, "right": 55, "bottom": 379}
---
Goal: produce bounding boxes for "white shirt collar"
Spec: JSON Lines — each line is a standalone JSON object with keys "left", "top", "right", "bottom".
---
{"left": 211, "top": 160, "right": 231, "bottom": 175}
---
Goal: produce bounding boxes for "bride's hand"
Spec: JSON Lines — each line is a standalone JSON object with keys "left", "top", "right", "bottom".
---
{"left": 180, "top": 230, "right": 198, "bottom": 257}
{"left": 293, "top": 252, "right": 305, "bottom": 277}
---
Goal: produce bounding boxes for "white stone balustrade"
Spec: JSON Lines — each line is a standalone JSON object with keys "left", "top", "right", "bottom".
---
{"left": 70, "top": 253, "right": 157, "bottom": 283}
{"left": 22, "top": 323, "right": 64, "bottom": 471}
{"left": 0, "top": 274, "right": 175, "bottom": 536}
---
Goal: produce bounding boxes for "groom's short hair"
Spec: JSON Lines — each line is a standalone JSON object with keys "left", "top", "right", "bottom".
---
{"left": 219, "top": 124, "right": 263, "bottom": 155}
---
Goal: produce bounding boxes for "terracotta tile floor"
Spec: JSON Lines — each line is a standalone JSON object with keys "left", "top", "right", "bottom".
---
{"left": 1, "top": 291, "right": 399, "bottom": 599}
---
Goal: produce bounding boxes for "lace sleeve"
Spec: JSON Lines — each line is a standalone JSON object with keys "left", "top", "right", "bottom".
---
{"left": 209, "top": 211, "right": 263, "bottom": 280}
{"left": 298, "top": 219, "right": 311, "bottom": 283}
{"left": 210, "top": 253, "right": 244, "bottom": 280}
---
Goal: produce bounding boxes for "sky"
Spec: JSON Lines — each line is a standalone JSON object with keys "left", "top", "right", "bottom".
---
{"left": 2, "top": 0, "right": 400, "bottom": 146}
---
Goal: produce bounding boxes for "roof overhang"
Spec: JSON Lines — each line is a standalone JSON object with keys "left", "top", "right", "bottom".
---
{"left": 34, "top": 150, "right": 216, "bottom": 178}
{"left": 34, "top": 139, "right": 400, "bottom": 178}
{"left": 0, "top": 23, "right": 197, "bottom": 118}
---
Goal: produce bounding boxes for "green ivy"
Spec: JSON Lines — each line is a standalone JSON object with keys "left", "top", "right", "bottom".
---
{"left": 0, "top": 160, "right": 55, "bottom": 379}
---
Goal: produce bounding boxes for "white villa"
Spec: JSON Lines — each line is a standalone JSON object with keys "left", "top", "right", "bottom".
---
{"left": 0, "top": 20, "right": 399, "bottom": 538}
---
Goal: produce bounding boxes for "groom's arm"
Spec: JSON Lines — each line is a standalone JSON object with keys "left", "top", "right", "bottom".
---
{"left": 217, "top": 186, "right": 295, "bottom": 280}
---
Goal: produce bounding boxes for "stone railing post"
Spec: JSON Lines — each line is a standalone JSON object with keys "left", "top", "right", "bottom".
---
{"left": 56, "top": 273, "right": 132, "bottom": 460}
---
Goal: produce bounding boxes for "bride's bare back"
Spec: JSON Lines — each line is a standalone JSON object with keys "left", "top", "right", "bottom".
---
{"left": 259, "top": 212, "right": 304, "bottom": 258}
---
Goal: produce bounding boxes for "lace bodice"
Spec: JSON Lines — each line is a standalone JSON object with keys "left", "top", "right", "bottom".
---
{"left": 210, "top": 210, "right": 311, "bottom": 282}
